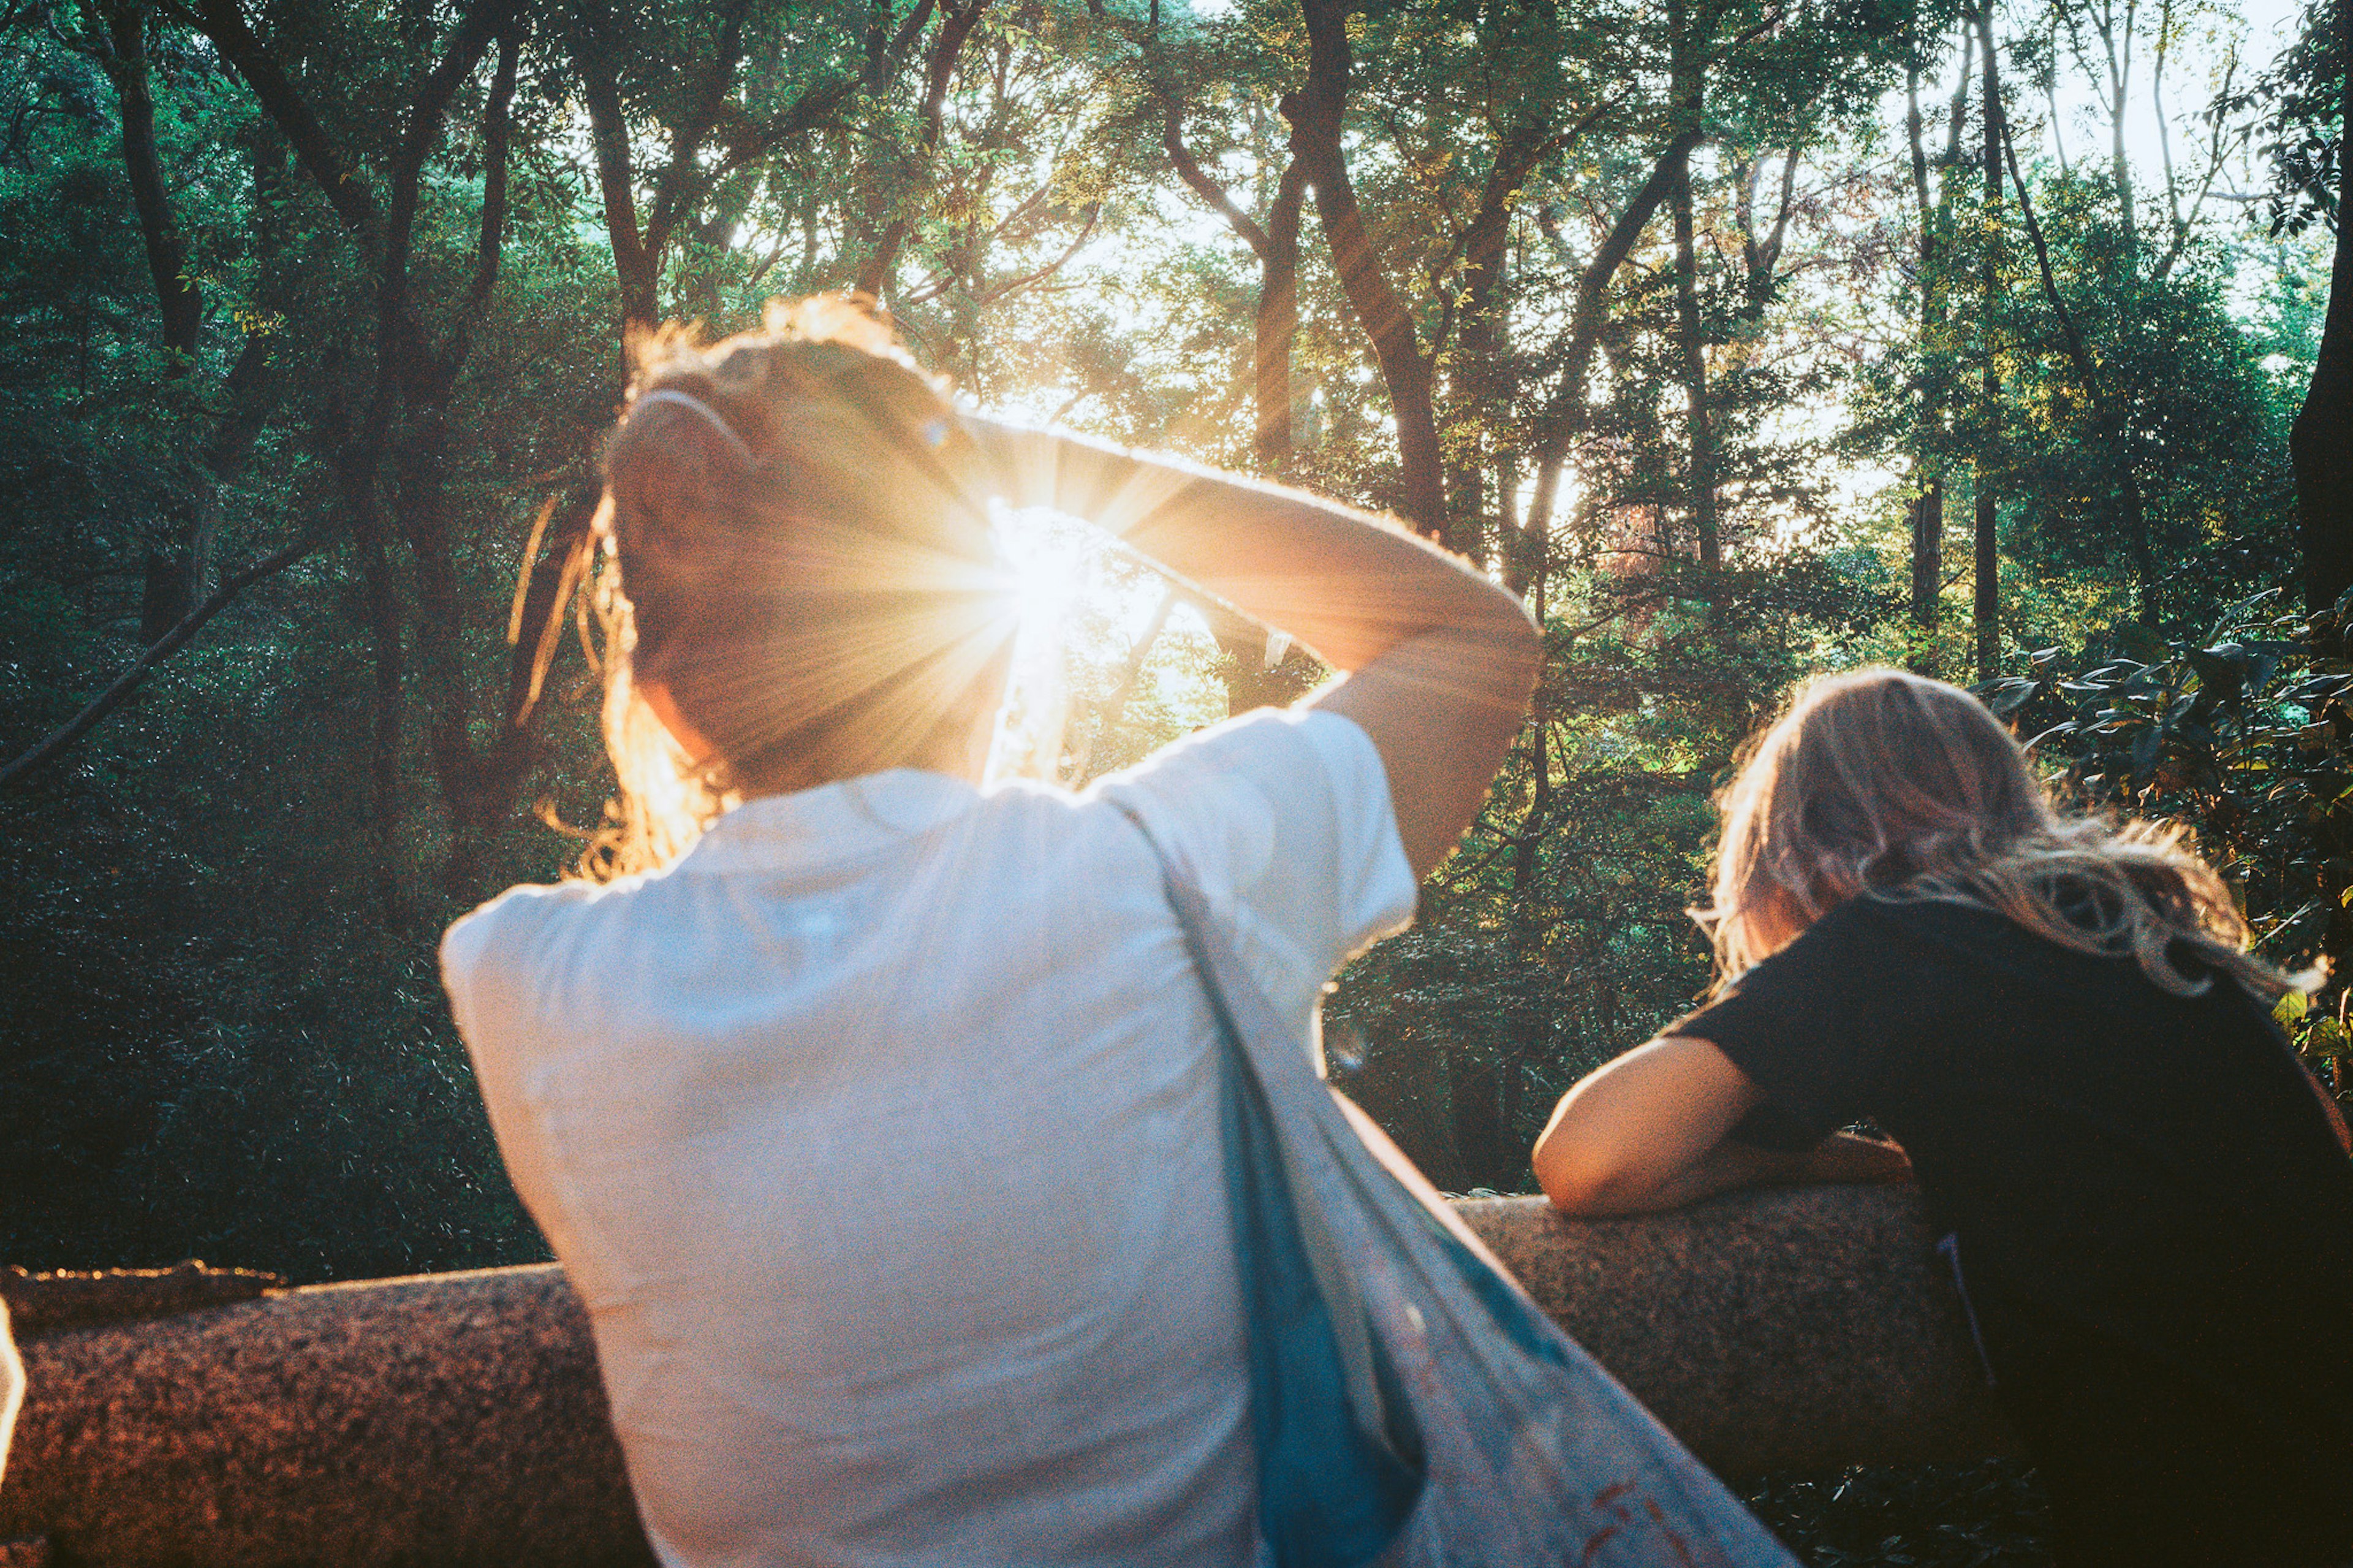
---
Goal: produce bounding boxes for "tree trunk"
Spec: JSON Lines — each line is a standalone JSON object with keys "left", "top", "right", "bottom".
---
{"left": 1255, "top": 165, "right": 1306, "bottom": 475}
{"left": 571, "top": 4, "right": 657, "bottom": 335}
{"left": 574, "top": 0, "right": 839, "bottom": 339}
{"left": 1909, "top": 485, "right": 1946, "bottom": 635}
{"left": 1514, "top": 131, "right": 1700, "bottom": 593}
{"left": 101, "top": 1, "right": 200, "bottom": 365}
{"left": 1159, "top": 106, "right": 1311, "bottom": 712}
{"left": 1665, "top": 0, "right": 1715, "bottom": 568}
{"left": 856, "top": 0, "right": 990, "bottom": 302}
{"left": 1288, "top": 0, "right": 1445, "bottom": 539}
{"left": 2294, "top": 0, "right": 2353, "bottom": 615}
{"left": 1159, "top": 100, "right": 1305, "bottom": 476}
{"left": 1450, "top": 123, "right": 1556, "bottom": 566}
{"left": 142, "top": 336, "right": 274, "bottom": 641}
{"left": 1974, "top": 5, "right": 2003, "bottom": 680}
{"left": 1671, "top": 155, "right": 1718, "bottom": 568}
{"left": 1905, "top": 62, "right": 1944, "bottom": 654}
{"left": 1998, "top": 118, "right": 2161, "bottom": 629}
{"left": 94, "top": 0, "right": 218, "bottom": 638}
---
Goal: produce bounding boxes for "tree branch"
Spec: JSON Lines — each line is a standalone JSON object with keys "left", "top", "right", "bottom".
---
{"left": 186, "top": 0, "right": 379, "bottom": 237}
{"left": 857, "top": 0, "right": 990, "bottom": 298}
{"left": 0, "top": 533, "right": 319, "bottom": 790}
{"left": 1162, "top": 99, "right": 1271, "bottom": 258}
{"left": 1289, "top": 0, "right": 1443, "bottom": 536}
{"left": 643, "top": 0, "right": 752, "bottom": 266}
{"left": 707, "top": 75, "right": 862, "bottom": 186}
{"left": 972, "top": 202, "right": 1100, "bottom": 305}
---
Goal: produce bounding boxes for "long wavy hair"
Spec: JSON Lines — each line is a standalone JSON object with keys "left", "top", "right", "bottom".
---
{"left": 572, "top": 296, "right": 1014, "bottom": 881}
{"left": 1695, "top": 667, "right": 2308, "bottom": 1003}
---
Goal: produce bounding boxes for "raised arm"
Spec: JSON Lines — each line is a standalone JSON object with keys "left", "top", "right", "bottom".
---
{"left": 969, "top": 417, "right": 1539, "bottom": 876}
{"left": 1531, "top": 1036, "right": 1911, "bottom": 1216}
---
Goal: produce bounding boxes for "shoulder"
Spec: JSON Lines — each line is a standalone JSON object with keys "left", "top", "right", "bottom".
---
{"left": 439, "top": 876, "right": 631, "bottom": 1007}
{"left": 1099, "top": 705, "right": 1382, "bottom": 794}
{"left": 1688, "top": 896, "right": 1929, "bottom": 1040}
{"left": 1737, "top": 894, "right": 1916, "bottom": 981}
{"left": 1089, "top": 706, "right": 1392, "bottom": 871}
{"left": 1088, "top": 705, "right": 1413, "bottom": 996}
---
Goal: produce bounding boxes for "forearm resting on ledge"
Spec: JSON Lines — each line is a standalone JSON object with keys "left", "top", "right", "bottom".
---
{"left": 1542, "top": 1131, "right": 1911, "bottom": 1218}
{"left": 1531, "top": 1034, "right": 1911, "bottom": 1216}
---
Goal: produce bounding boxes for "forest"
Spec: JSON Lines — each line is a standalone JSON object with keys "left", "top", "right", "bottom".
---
{"left": 2, "top": 0, "right": 2351, "bottom": 1554}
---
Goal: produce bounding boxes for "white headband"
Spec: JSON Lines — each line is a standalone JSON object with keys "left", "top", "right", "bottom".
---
{"left": 632, "top": 388, "right": 754, "bottom": 463}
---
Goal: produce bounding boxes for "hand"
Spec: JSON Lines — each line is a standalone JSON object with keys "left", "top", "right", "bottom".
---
{"left": 1803, "top": 1132, "right": 1913, "bottom": 1186}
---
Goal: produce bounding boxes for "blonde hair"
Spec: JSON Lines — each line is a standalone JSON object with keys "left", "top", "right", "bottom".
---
{"left": 574, "top": 295, "right": 1014, "bottom": 881}
{"left": 1696, "top": 667, "right": 2307, "bottom": 1003}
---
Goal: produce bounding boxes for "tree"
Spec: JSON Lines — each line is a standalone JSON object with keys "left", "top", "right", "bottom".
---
{"left": 2291, "top": 0, "right": 2353, "bottom": 612}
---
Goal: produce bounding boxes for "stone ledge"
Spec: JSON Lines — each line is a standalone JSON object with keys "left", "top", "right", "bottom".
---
{"left": 2, "top": 1262, "right": 283, "bottom": 1339}
{"left": 0, "top": 1186, "right": 2010, "bottom": 1567}
{"left": 1456, "top": 1186, "right": 2014, "bottom": 1475}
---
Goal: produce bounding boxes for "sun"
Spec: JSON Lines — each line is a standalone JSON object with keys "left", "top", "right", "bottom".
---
{"left": 991, "top": 502, "right": 1093, "bottom": 642}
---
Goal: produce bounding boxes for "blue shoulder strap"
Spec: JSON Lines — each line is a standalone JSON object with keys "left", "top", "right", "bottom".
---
{"left": 1115, "top": 802, "right": 1425, "bottom": 1567}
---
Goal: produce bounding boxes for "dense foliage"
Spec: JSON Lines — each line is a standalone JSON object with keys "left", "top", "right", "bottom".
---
{"left": 1, "top": 0, "right": 2344, "bottom": 1552}
{"left": 3, "top": 0, "right": 2338, "bottom": 1258}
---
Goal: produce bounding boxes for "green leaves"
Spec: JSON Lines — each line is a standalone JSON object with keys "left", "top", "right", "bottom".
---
{"left": 1977, "top": 591, "right": 2353, "bottom": 1006}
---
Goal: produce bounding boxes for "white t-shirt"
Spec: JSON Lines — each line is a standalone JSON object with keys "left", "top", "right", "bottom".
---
{"left": 440, "top": 707, "right": 1417, "bottom": 1568}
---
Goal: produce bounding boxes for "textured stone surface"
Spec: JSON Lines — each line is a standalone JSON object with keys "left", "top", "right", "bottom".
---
{"left": 0, "top": 1264, "right": 653, "bottom": 1568}
{"left": 0, "top": 1187, "right": 2011, "bottom": 1565}
{"left": 1455, "top": 1187, "right": 2017, "bottom": 1475}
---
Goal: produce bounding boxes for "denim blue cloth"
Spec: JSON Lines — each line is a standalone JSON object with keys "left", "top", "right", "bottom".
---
{"left": 1132, "top": 811, "right": 1799, "bottom": 1568}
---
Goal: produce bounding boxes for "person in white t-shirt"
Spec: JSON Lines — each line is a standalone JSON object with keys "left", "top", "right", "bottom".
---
{"left": 440, "top": 295, "right": 1539, "bottom": 1568}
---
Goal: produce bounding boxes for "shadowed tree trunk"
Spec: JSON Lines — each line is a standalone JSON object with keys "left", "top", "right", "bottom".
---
{"left": 83, "top": 0, "right": 226, "bottom": 637}
{"left": 1155, "top": 87, "right": 1315, "bottom": 712}
{"left": 2294, "top": 0, "right": 2353, "bottom": 615}
{"left": 1666, "top": 0, "right": 1717, "bottom": 570}
{"left": 93, "top": 1, "right": 198, "bottom": 365}
{"left": 1904, "top": 60, "right": 1946, "bottom": 657}
{"left": 190, "top": 0, "right": 553, "bottom": 904}
{"left": 1256, "top": 169, "right": 1308, "bottom": 474}
{"left": 1449, "top": 116, "right": 1587, "bottom": 566}
{"left": 2000, "top": 120, "right": 2160, "bottom": 627}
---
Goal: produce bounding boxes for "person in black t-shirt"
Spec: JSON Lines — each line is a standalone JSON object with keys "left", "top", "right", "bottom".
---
{"left": 1531, "top": 667, "right": 2353, "bottom": 1568}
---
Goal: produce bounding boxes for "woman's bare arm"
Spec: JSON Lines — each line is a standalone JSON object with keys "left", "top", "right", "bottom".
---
{"left": 1531, "top": 1036, "right": 1911, "bottom": 1216}
{"left": 970, "top": 417, "right": 1540, "bottom": 876}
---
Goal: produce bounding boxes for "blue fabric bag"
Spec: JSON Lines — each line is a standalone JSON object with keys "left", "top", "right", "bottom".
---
{"left": 1128, "top": 812, "right": 1798, "bottom": 1568}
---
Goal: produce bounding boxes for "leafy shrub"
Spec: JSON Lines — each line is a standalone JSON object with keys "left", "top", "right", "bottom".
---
{"left": 1975, "top": 588, "right": 2353, "bottom": 1095}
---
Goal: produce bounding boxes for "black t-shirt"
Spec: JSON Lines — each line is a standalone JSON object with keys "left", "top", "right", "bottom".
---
{"left": 1683, "top": 895, "right": 2353, "bottom": 1566}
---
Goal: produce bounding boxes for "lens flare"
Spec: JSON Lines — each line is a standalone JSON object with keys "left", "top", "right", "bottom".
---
{"left": 995, "top": 504, "right": 1089, "bottom": 641}
{"left": 985, "top": 504, "right": 1098, "bottom": 784}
